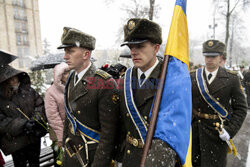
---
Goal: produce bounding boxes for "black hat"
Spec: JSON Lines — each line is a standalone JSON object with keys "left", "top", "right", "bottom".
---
{"left": 202, "top": 40, "right": 225, "bottom": 56}
{"left": 0, "top": 65, "right": 24, "bottom": 84}
{"left": 0, "top": 50, "right": 17, "bottom": 65}
{"left": 58, "top": 27, "right": 96, "bottom": 50}
{"left": 121, "top": 18, "right": 162, "bottom": 46}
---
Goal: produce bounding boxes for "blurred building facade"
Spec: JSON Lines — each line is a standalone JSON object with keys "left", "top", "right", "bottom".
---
{"left": 0, "top": 0, "right": 42, "bottom": 69}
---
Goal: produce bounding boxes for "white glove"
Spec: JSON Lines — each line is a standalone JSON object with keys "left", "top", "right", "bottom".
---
{"left": 219, "top": 128, "right": 230, "bottom": 141}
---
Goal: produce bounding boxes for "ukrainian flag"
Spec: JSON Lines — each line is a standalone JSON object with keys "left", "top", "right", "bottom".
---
{"left": 152, "top": 0, "right": 192, "bottom": 166}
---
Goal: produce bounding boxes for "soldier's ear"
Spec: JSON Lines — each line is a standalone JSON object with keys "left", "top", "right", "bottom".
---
{"left": 154, "top": 44, "right": 160, "bottom": 54}
{"left": 219, "top": 55, "right": 223, "bottom": 62}
{"left": 83, "top": 49, "right": 91, "bottom": 60}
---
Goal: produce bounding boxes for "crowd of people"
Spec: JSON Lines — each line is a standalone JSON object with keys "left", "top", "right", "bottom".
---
{"left": 0, "top": 17, "right": 249, "bottom": 167}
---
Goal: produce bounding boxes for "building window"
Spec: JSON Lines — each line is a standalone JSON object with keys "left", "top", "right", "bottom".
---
{"left": 19, "top": 9, "right": 24, "bottom": 18}
{"left": 16, "top": 34, "right": 21, "bottom": 45}
{"left": 13, "top": 7, "right": 27, "bottom": 20}
{"left": 13, "top": 0, "right": 17, "bottom": 5}
{"left": 13, "top": 8, "right": 18, "bottom": 18}
{"left": 15, "top": 22, "right": 21, "bottom": 32}
{"left": 21, "top": 22, "right": 27, "bottom": 32}
{"left": 13, "top": 0, "right": 25, "bottom": 7}
{"left": 16, "top": 34, "right": 29, "bottom": 45}
{"left": 22, "top": 35, "right": 28, "bottom": 45}
{"left": 18, "top": 0, "right": 24, "bottom": 7}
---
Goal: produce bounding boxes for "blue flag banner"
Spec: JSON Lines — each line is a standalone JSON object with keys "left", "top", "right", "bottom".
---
{"left": 151, "top": 0, "right": 192, "bottom": 166}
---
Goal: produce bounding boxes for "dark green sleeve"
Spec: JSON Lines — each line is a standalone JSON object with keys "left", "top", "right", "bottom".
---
{"left": 225, "top": 76, "right": 247, "bottom": 138}
{"left": 92, "top": 78, "right": 120, "bottom": 167}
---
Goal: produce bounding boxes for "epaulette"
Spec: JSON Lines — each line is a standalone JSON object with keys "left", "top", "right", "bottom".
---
{"left": 190, "top": 70, "right": 196, "bottom": 73}
{"left": 96, "top": 69, "right": 111, "bottom": 79}
{"left": 226, "top": 69, "right": 238, "bottom": 75}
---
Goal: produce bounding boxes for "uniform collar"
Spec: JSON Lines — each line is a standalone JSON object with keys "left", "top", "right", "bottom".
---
{"left": 205, "top": 67, "right": 219, "bottom": 84}
{"left": 137, "top": 58, "right": 159, "bottom": 85}
{"left": 74, "top": 63, "right": 91, "bottom": 85}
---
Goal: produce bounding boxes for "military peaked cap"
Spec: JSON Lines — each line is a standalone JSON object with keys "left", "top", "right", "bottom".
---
{"left": 203, "top": 39, "right": 225, "bottom": 56}
{"left": 57, "top": 27, "right": 96, "bottom": 50}
{"left": 121, "top": 18, "right": 162, "bottom": 46}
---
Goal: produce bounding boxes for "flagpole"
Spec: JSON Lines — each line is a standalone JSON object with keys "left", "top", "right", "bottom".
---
{"left": 140, "top": 54, "right": 170, "bottom": 167}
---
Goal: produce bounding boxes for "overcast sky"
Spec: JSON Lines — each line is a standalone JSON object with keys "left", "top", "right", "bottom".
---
{"left": 38, "top": 0, "right": 249, "bottom": 53}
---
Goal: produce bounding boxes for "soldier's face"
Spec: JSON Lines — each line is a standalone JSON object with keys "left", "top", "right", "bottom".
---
{"left": 64, "top": 47, "right": 89, "bottom": 73}
{"left": 205, "top": 55, "right": 222, "bottom": 71}
{"left": 128, "top": 41, "right": 160, "bottom": 72}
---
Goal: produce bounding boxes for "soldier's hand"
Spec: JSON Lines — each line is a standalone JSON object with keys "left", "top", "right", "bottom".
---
{"left": 219, "top": 128, "right": 230, "bottom": 141}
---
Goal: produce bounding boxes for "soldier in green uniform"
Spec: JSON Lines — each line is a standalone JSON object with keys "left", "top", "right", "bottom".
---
{"left": 119, "top": 18, "right": 177, "bottom": 167}
{"left": 191, "top": 39, "right": 247, "bottom": 167}
{"left": 58, "top": 27, "right": 119, "bottom": 167}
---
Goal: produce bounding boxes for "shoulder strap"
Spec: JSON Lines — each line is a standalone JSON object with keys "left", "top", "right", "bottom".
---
{"left": 196, "top": 68, "right": 230, "bottom": 120}
{"left": 124, "top": 67, "right": 148, "bottom": 143}
{"left": 64, "top": 71, "right": 100, "bottom": 143}
{"left": 96, "top": 69, "right": 111, "bottom": 79}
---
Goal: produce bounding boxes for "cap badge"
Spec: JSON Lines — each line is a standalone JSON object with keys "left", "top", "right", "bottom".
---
{"left": 208, "top": 41, "right": 214, "bottom": 47}
{"left": 63, "top": 28, "right": 67, "bottom": 36}
{"left": 127, "top": 20, "right": 136, "bottom": 31}
{"left": 75, "top": 41, "right": 80, "bottom": 47}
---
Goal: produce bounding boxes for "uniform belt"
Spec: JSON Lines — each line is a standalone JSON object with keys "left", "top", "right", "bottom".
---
{"left": 193, "top": 110, "right": 218, "bottom": 120}
{"left": 126, "top": 134, "right": 144, "bottom": 148}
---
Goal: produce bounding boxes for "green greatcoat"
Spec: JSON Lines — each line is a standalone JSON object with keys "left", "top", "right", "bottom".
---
{"left": 191, "top": 67, "right": 247, "bottom": 167}
{"left": 62, "top": 64, "right": 120, "bottom": 167}
{"left": 119, "top": 60, "right": 176, "bottom": 167}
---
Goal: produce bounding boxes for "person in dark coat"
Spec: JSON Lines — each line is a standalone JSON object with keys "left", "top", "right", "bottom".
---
{"left": 118, "top": 18, "right": 177, "bottom": 167}
{"left": 0, "top": 65, "right": 47, "bottom": 167}
{"left": 58, "top": 27, "right": 119, "bottom": 167}
{"left": 243, "top": 67, "right": 250, "bottom": 108}
{"left": 191, "top": 39, "right": 247, "bottom": 167}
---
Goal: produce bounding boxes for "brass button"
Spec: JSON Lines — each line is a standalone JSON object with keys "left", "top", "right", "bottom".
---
{"left": 144, "top": 116, "right": 147, "bottom": 120}
{"left": 204, "top": 114, "right": 209, "bottom": 119}
{"left": 127, "top": 131, "right": 130, "bottom": 135}
{"left": 132, "top": 138, "right": 139, "bottom": 147}
{"left": 127, "top": 150, "right": 131, "bottom": 154}
{"left": 215, "top": 122, "right": 220, "bottom": 127}
{"left": 217, "top": 98, "right": 220, "bottom": 101}
{"left": 126, "top": 113, "right": 129, "bottom": 117}
{"left": 198, "top": 120, "right": 201, "bottom": 123}
{"left": 77, "top": 110, "right": 81, "bottom": 114}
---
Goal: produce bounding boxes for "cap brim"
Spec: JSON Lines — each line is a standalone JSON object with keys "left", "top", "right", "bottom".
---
{"left": 120, "top": 40, "right": 148, "bottom": 47}
{"left": 57, "top": 44, "right": 75, "bottom": 49}
{"left": 203, "top": 52, "right": 221, "bottom": 56}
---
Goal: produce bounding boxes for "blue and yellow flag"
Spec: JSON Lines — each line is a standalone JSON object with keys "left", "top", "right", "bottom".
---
{"left": 151, "top": 0, "right": 192, "bottom": 166}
